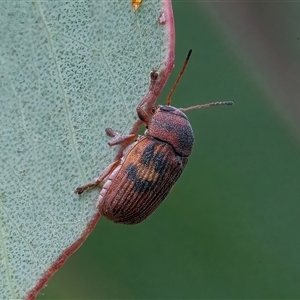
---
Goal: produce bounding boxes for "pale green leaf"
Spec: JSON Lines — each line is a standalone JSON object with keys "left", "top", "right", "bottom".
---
{"left": 0, "top": 1, "right": 174, "bottom": 299}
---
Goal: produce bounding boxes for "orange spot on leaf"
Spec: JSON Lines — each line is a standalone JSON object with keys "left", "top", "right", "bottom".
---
{"left": 132, "top": 0, "right": 142, "bottom": 12}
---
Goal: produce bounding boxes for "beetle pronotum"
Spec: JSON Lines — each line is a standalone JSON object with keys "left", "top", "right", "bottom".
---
{"left": 75, "top": 50, "right": 233, "bottom": 224}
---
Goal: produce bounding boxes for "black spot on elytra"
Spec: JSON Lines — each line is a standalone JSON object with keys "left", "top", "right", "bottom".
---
{"left": 141, "top": 142, "right": 168, "bottom": 175}
{"left": 126, "top": 164, "right": 138, "bottom": 181}
{"left": 153, "top": 151, "right": 168, "bottom": 174}
{"left": 126, "top": 163, "right": 154, "bottom": 193}
{"left": 141, "top": 143, "right": 155, "bottom": 167}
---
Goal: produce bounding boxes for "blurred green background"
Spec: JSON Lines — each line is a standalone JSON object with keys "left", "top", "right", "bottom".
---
{"left": 38, "top": 2, "right": 300, "bottom": 299}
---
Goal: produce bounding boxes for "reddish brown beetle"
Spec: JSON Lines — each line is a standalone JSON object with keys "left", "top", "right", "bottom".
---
{"left": 75, "top": 50, "right": 233, "bottom": 224}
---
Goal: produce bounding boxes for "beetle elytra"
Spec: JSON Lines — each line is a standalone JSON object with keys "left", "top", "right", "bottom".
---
{"left": 75, "top": 50, "right": 233, "bottom": 225}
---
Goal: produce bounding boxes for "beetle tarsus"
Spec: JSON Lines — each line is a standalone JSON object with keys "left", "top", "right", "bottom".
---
{"left": 105, "top": 127, "right": 117, "bottom": 137}
{"left": 75, "top": 183, "right": 97, "bottom": 194}
{"left": 75, "top": 186, "right": 86, "bottom": 195}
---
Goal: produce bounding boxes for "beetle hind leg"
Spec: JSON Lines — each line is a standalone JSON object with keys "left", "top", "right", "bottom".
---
{"left": 75, "top": 160, "right": 120, "bottom": 195}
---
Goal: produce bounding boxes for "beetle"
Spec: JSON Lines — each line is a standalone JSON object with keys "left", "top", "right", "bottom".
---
{"left": 75, "top": 50, "right": 233, "bottom": 225}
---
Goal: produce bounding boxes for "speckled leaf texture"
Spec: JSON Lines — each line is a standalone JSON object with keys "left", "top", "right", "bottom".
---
{"left": 0, "top": 1, "right": 174, "bottom": 299}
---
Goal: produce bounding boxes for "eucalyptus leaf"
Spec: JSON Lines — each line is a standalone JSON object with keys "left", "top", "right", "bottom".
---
{"left": 0, "top": 1, "right": 174, "bottom": 299}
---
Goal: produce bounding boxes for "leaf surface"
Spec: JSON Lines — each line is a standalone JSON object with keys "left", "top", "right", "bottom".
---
{"left": 0, "top": 1, "right": 174, "bottom": 299}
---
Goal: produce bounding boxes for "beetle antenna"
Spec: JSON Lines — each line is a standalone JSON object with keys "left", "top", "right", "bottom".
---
{"left": 166, "top": 49, "right": 192, "bottom": 106}
{"left": 180, "top": 101, "right": 234, "bottom": 112}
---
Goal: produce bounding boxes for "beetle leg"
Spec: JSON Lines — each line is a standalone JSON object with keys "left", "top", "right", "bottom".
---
{"left": 136, "top": 70, "right": 159, "bottom": 126}
{"left": 105, "top": 127, "right": 138, "bottom": 146}
{"left": 75, "top": 159, "right": 120, "bottom": 195}
{"left": 136, "top": 107, "right": 150, "bottom": 125}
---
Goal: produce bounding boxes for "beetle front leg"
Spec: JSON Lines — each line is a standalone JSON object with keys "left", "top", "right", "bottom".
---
{"left": 135, "top": 70, "right": 159, "bottom": 126}
{"left": 75, "top": 159, "right": 120, "bottom": 195}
